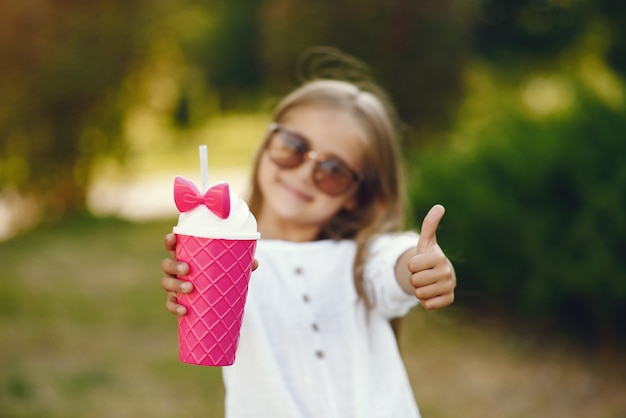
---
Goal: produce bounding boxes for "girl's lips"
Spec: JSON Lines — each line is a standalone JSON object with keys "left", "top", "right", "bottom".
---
{"left": 279, "top": 178, "right": 314, "bottom": 201}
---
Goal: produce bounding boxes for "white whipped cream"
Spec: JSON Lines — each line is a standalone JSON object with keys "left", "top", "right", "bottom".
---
{"left": 173, "top": 185, "right": 260, "bottom": 240}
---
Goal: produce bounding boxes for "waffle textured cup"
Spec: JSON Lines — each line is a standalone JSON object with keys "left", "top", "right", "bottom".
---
{"left": 176, "top": 234, "right": 257, "bottom": 366}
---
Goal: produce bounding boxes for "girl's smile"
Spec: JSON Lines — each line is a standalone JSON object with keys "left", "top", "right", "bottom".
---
{"left": 277, "top": 175, "right": 314, "bottom": 202}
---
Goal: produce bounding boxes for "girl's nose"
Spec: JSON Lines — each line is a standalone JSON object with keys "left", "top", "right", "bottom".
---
{"left": 293, "top": 152, "right": 317, "bottom": 184}
{"left": 304, "top": 150, "right": 319, "bottom": 163}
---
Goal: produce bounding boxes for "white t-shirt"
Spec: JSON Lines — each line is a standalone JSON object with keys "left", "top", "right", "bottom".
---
{"left": 222, "top": 233, "right": 421, "bottom": 418}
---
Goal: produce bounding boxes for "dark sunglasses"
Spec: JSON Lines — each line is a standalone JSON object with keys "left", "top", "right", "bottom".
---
{"left": 264, "top": 123, "right": 361, "bottom": 196}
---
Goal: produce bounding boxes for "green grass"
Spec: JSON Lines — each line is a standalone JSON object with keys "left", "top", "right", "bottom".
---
{"left": 1, "top": 216, "right": 625, "bottom": 417}
{"left": 0, "top": 216, "right": 225, "bottom": 418}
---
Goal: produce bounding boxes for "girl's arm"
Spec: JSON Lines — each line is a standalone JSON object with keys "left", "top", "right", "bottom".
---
{"left": 394, "top": 205, "right": 456, "bottom": 310}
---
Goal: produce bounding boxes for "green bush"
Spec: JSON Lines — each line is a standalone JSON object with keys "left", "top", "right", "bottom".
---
{"left": 408, "top": 93, "right": 626, "bottom": 343}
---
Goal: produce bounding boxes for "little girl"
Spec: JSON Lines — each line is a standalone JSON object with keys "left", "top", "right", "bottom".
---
{"left": 161, "top": 78, "right": 456, "bottom": 417}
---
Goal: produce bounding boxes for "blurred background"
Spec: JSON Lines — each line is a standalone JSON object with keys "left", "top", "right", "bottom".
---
{"left": 1, "top": 0, "right": 625, "bottom": 417}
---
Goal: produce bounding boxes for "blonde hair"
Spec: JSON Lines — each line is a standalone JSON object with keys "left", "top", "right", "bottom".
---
{"left": 247, "top": 79, "right": 407, "bottom": 310}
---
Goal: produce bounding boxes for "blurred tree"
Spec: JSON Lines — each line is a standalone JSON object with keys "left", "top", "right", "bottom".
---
{"left": 400, "top": 0, "right": 626, "bottom": 343}
{"left": 0, "top": 0, "right": 155, "bottom": 220}
{"left": 473, "top": 0, "right": 626, "bottom": 75}
{"left": 3, "top": 0, "right": 625, "bottom": 231}
{"left": 409, "top": 87, "right": 626, "bottom": 343}
{"left": 172, "top": 0, "right": 626, "bottom": 139}
{"left": 473, "top": 0, "right": 591, "bottom": 59}
{"left": 173, "top": 0, "right": 472, "bottom": 140}
{"left": 176, "top": 0, "right": 264, "bottom": 113}
{"left": 596, "top": 1, "right": 626, "bottom": 75}
{"left": 258, "top": 0, "right": 473, "bottom": 141}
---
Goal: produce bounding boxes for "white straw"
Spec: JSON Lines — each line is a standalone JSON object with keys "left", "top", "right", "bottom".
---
{"left": 199, "top": 145, "right": 208, "bottom": 193}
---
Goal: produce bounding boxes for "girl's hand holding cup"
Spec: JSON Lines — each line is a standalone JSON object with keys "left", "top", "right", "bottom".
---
{"left": 161, "top": 233, "right": 192, "bottom": 316}
{"left": 161, "top": 232, "right": 259, "bottom": 317}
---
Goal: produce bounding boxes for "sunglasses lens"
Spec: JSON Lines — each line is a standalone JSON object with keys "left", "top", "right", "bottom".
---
{"left": 314, "top": 159, "right": 354, "bottom": 195}
{"left": 266, "top": 124, "right": 359, "bottom": 195}
{"left": 267, "top": 131, "right": 306, "bottom": 168}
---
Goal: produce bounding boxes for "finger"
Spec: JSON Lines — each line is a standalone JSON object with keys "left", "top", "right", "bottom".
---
{"left": 416, "top": 204, "right": 445, "bottom": 254}
{"left": 410, "top": 267, "right": 440, "bottom": 290}
{"left": 165, "top": 292, "right": 188, "bottom": 316}
{"left": 410, "top": 258, "right": 455, "bottom": 290}
{"left": 408, "top": 251, "right": 446, "bottom": 274}
{"left": 252, "top": 258, "right": 259, "bottom": 272}
{"left": 419, "top": 292, "right": 455, "bottom": 310}
{"left": 164, "top": 233, "right": 177, "bottom": 258}
{"left": 412, "top": 277, "right": 452, "bottom": 301}
{"left": 161, "top": 258, "right": 189, "bottom": 277}
{"left": 161, "top": 276, "right": 193, "bottom": 294}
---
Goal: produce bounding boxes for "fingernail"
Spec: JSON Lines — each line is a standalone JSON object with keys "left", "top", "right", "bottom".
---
{"left": 177, "top": 306, "right": 186, "bottom": 316}
{"left": 177, "top": 264, "right": 186, "bottom": 275}
{"left": 181, "top": 282, "right": 192, "bottom": 293}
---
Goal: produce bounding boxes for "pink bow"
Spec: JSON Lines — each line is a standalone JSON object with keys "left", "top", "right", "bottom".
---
{"left": 174, "top": 176, "right": 230, "bottom": 218}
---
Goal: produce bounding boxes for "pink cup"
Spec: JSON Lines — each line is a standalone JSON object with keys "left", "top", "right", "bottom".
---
{"left": 176, "top": 234, "right": 257, "bottom": 366}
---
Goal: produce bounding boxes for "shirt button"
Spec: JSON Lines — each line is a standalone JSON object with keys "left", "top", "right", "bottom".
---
{"left": 311, "top": 323, "right": 319, "bottom": 332}
{"left": 315, "top": 350, "right": 325, "bottom": 359}
{"left": 295, "top": 267, "right": 303, "bottom": 275}
{"left": 302, "top": 294, "right": 310, "bottom": 303}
